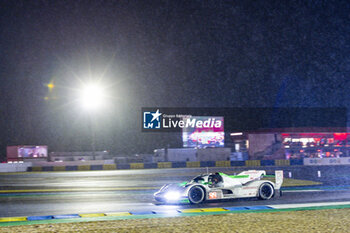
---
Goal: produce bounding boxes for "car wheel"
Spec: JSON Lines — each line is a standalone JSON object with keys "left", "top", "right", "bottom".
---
{"left": 188, "top": 186, "right": 205, "bottom": 204}
{"left": 258, "top": 183, "right": 274, "bottom": 200}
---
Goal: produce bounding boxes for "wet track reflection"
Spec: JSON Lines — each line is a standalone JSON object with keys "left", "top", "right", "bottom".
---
{"left": 1, "top": 168, "right": 349, "bottom": 217}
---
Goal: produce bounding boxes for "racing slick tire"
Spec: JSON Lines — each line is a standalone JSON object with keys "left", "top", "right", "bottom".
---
{"left": 188, "top": 186, "right": 205, "bottom": 204}
{"left": 258, "top": 182, "right": 274, "bottom": 200}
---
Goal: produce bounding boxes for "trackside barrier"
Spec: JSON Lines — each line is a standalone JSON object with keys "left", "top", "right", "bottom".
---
{"left": 66, "top": 166, "right": 77, "bottom": 171}
{"left": 130, "top": 163, "right": 144, "bottom": 169}
{"left": 245, "top": 160, "right": 261, "bottom": 167}
{"left": 275, "top": 160, "right": 290, "bottom": 166}
{"left": 215, "top": 161, "right": 231, "bottom": 167}
{"left": 91, "top": 165, "right": 103, "bottom": 170}
{"left": 77, "top": 165, "right": 90, "bottom": 171}
{"left": 42, "top": 166, "right": 53, "bottom": 171}
{"left": 260, "top": 160, "right": 274, "bottom": 166}
{"left": 290, "top": 159, "right": 303, "bottom": 165}
{"left": 231, "top": 161, "right": 245, "bottom": 166}
{"left": 304, "top": 157, "right": 350, "bottom": 166}
{"left": 157, "top": 162, "right": 172, "bottom": 168}
{"left": 103, "top": 164, "right": 117, "bottom": 170}
{"left": 0, "top": 163, "right": 32, "bottom": 172}
{"left": 117, "top": 163, "right": 130, "bottom": 169}
{"left": 200, "top": 161, "right": 216, "bottom": 167}
{"left": 31, "top": 167, "right": 43, "bottom": 172}
{"left": 186, "top": 161, "right": 200, "bottom": 168}
{"left": 144, "top": 163, "right": 157, "bottom": 169}
{"left": 172, "top": 162, "right": 187, "bottom": 168}
{"left": 53, "top": 166, "right": 65, "bottom": 171}
{"left": 26, "top": 159, "right": 304, "bottom": 172}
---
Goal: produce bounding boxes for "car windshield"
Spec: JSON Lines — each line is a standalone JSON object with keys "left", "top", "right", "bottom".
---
{"left": 190, "top": 175, "right": 207, "bottom": 184}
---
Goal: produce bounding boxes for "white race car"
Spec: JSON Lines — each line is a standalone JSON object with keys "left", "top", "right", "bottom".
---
{"left": 154, "top": 170, "right": 283, "bottom": 204}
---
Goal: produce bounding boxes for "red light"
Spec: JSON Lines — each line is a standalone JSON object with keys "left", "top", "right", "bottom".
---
{"left": 334, "top": 133, "right": 348, "bottom": 141}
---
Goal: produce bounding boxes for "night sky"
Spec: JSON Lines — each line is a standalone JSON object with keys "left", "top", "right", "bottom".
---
{"left": 0, "top": 0, "right": 349, "bottom": 160}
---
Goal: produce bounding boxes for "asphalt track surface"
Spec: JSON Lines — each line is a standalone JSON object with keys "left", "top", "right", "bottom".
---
{"left": 1, "top": 168, "right": 350, "bottom": 217}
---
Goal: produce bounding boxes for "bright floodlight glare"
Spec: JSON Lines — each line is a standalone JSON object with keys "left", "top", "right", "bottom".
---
{"left": 80, "top": 83, "right": 105, "bottom": 111}
{"left": 164, "top": 191, "right": 181, "bottom": 201}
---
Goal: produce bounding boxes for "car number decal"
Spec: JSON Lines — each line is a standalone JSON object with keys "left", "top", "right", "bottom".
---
{"left": 208, "top": 191, "right": 217, "bottom": 199}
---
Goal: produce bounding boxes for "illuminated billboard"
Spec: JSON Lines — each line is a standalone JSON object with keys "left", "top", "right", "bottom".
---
{"left": 17, "top": 146, "right": 48, "bottom": 158}
{"left": 6, "top": 145, "right": 48, "bottom": 161}
{"left": 182, "top": 116, "right": 224, "bottom": 148}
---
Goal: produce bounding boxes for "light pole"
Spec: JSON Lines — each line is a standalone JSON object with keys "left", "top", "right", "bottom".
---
{"left": 88, "top": 113, "right": 97, "bottom": 160}
{"left": 79, "top": 83, "right": 106, "bottom": 160}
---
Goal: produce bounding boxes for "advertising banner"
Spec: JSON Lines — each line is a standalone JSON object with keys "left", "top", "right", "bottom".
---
{"left": 304, "top": 157, "right": 350, "bottom": 165}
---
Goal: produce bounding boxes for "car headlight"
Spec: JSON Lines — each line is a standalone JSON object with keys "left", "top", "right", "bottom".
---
{"left": 164, "top": 191, "right": 181, "bottom": 201}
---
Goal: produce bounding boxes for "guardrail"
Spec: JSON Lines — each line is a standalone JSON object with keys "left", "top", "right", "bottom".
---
{"left": 0, "top": 163, "right": 32, "bottom": 172}
{"left": 27, "top": 159, "right": 304, "bottom": 172}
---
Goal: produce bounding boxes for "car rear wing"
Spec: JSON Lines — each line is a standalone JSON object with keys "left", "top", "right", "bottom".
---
{"left": 275, "top": 170, "right": 283, "bottom": 189}
{"left": 234, "top": 170, "right": 266, "bottom": 185}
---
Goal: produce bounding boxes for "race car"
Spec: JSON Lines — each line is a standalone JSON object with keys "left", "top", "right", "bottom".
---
{"left": 154, "top": 170, "right": 283, "bottom": 204}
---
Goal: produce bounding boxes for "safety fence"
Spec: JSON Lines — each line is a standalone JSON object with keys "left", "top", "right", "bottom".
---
{"left": 28, "top": 159, "right": 304, "bottom": 172}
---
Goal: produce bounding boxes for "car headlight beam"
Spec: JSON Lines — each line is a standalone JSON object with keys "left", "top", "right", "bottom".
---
{"left": 164, "top": 191, "right": 181, "bottom": 201}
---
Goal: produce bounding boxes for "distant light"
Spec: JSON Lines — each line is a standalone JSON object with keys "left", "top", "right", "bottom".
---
{"left": 79, "top": 83, "right": 106, "bottom": 111}
{"left": 230, "top": 132, "right": 243, "bottom": 136}
{"left": 47, "top": 83, "right": 55, "bottom": 91}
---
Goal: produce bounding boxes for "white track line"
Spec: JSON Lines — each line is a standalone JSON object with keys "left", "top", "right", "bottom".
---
{"left": 268, "top": 201, "right": 350, "bottom": 209}
{"left": 283, "top": 189, "right": 324, "bottom": 193}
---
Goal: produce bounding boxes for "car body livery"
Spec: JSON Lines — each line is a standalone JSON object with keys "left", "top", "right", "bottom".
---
{"left": 154, "top": 170, "right": 283, "bottom": 204}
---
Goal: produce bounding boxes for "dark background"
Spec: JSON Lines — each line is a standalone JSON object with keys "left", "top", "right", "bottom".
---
{"left": 0, "top": 0, "right": 349, "bottom": 160}
{"left": 141, "top": 107, "right": 348, "bottom": 132}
